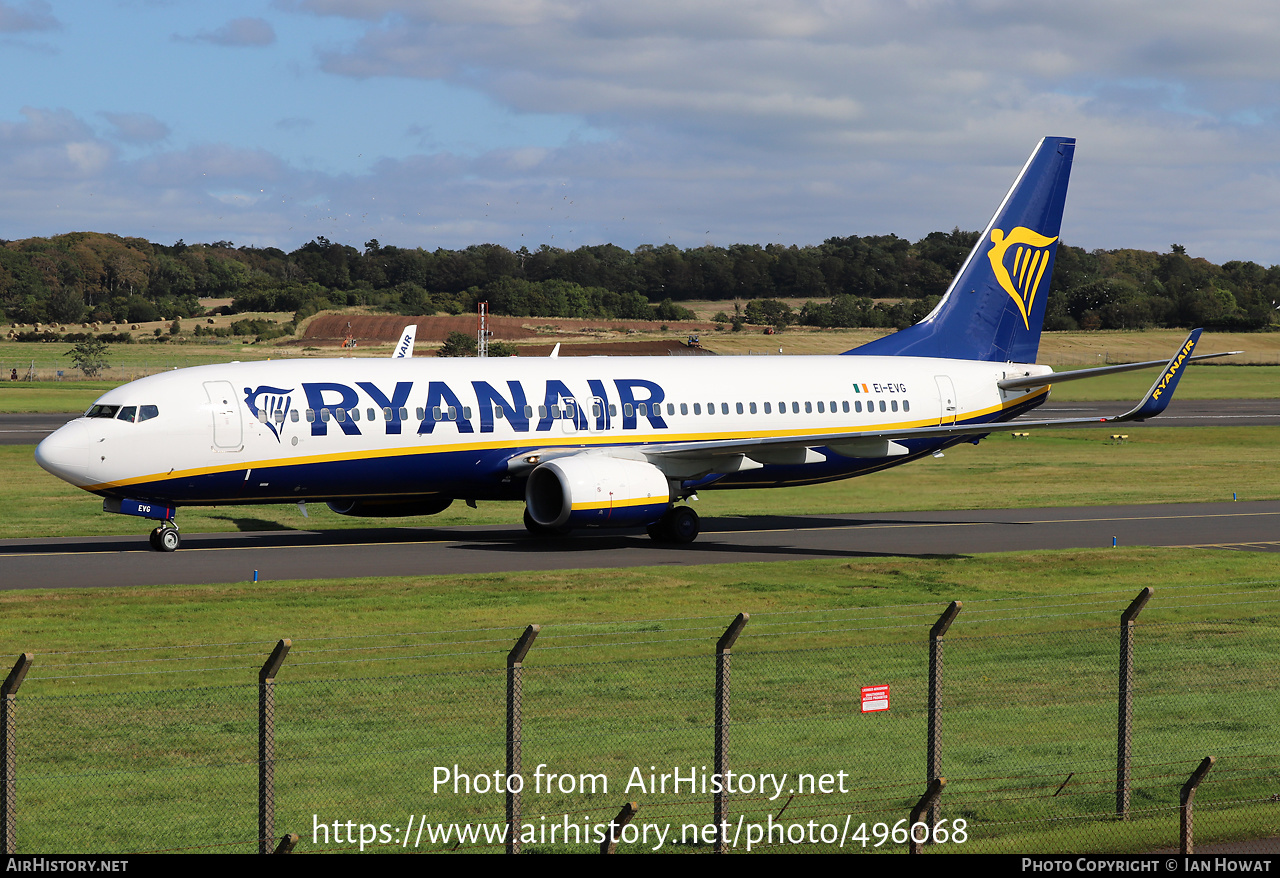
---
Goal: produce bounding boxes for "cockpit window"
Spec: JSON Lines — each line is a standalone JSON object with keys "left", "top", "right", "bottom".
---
{"left": 139, "top": 405, "right": 159, "bottom": 422}
{"left": 117, "top": 406, "right": 137, "bottom": 423}
{"left": 87, "top": 404, "right": 120, "bottom": 419}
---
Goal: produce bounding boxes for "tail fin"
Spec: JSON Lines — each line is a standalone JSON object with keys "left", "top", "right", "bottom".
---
{"left": 845, "top": 136, "right": 1075, "bottom": 363}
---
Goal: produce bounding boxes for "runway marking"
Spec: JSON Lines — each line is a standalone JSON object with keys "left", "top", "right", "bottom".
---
{"left": 709, "top": 509, "right": 1280, "bottom": 536}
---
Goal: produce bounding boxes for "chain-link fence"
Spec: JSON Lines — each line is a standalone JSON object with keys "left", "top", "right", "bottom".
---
{"left": 4, "top": 582, "right": 1278, "bottom": 854}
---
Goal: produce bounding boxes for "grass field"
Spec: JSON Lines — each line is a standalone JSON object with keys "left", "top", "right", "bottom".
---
{"left": 4, "top": 552, "right": 1278, "bottom": 854}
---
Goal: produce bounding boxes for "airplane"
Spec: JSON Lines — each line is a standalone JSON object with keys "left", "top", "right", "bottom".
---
{"left": 35, "top": 136, "right": 1232, "bottom": 551}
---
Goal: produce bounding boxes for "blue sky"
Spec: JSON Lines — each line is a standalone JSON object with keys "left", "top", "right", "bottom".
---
{"left": 2, "top": 0, "right": 1279, "bottom": 264}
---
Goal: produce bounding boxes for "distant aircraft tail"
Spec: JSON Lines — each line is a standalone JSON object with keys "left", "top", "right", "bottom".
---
{"left": 392, "top": 325, "right": 417, "bottom": 359}
{"left": 845, "top": 136, "right": 1075, "bottom": 363}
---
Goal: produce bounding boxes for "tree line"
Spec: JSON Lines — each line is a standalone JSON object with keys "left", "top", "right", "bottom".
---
{"left": 2, "top": 230, "right": 1277, "bottom": 333}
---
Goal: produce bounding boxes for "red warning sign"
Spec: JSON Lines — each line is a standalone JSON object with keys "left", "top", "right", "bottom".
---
{"left": 861, "top": 685, "right": 890, "bottom": 713}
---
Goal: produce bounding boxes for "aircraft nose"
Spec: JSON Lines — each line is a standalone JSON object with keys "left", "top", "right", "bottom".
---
{"left": 35, "top": 421, "right": 91, "bottom": 485}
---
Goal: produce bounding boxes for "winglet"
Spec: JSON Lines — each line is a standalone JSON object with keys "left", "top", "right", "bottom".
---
{"left": 1113, "top": 329, "right": 1202, "bottom": 421}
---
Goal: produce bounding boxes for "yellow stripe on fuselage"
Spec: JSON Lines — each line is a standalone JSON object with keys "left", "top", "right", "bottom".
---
{"left": 83, "top": 388, "right": 1046, "bottom": 493}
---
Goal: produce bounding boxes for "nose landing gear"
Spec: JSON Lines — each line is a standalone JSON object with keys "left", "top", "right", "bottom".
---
{"left": 148, "top": 522, "right": 181, "bottom": 552}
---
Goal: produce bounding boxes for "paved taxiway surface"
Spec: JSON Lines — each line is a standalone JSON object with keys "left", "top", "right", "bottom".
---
{"left": 2, "top": 501, "right": 1277, "bottom": 590}
{"left": 2, "top": 398, "right": 1277, "bottom": 446}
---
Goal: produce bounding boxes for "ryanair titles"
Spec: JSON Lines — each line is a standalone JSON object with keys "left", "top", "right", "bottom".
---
{"left": 291, "top": 377, "right": 668, "bottom": 438}
{"left": 1150, "top": 336, "right": 1197, "bottom": 402}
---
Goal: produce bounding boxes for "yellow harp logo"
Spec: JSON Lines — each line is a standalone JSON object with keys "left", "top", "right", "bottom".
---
{"left": 987, "top": 227, "right": 1059, "bottom": 330}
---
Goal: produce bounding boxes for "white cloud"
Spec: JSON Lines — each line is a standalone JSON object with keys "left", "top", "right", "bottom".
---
{"left": 179, "top": 17, "right": 276, "bottom": 47}
{"left": 0, "top": 0, "right": 57, "bottom": 33}
{"left": 100, "top": 112, "right": 170, "bottom": 144}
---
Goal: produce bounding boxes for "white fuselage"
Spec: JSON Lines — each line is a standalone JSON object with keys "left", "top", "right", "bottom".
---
{"left": 36, "top": 353, "right": 1051, "bottom": 507}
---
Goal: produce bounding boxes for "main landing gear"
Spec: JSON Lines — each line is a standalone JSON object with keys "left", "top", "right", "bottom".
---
{"left": 648, "top": 506, "right": 699, "bottom": 544}
{"left": 148, "top": 522, "right": 181, "bottom": 552}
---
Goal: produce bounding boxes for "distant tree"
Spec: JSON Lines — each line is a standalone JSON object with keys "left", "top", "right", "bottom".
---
{"left": 65, "top": 338, "right": 109, "bottom": 377}
{"left": 437, "top": 331, "right": 477, "bottom": 357}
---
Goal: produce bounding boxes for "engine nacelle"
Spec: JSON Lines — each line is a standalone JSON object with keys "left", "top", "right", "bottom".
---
{"left": 526, "top": 457, "right": 671, "bottom": 530}
{"left": 326, "top": 496, "right": 453, "bottom": 517}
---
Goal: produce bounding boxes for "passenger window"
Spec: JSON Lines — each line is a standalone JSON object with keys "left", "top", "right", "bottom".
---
{"left": 399, "top": 407, "right": 408, "bottom": 421}
{"left": 593, "top": 403, "right": 603, "bottom": 418}
{"left": 463, "top": 406, "right": 472, "bottom": 419}
{"left": 680, "top": 403, "right": 688, "bottom": 416}
{"left": 416, "top": 408, "right": 424, "bottom": 420}
{"left": 139, "top": 405, "right": 159, "bottom": 422}
{"left": 903, "top": 400, "right": 910, "bottom": 412}
{"left": 524, "top": 405, "right": 534, "bottom": 418}
{"left": 495, "top": 407, "right": 505, "bottom": 420}
{"left": 817, "top": 401, "right": 824, "bottom": 413}
{"left": 879, "top": 400, "right": 887, "bottom": 412}
{"left": 306, "top": 409, "right": 315, "bottom": 423}
{"left": 609, "top": 405, "right": 617, "bottom": 417}
{"left": 666, "top": 403, "right": 675, "bottom": 416}
{"left": 291, "top": 410, "right": 300, "bottom": 422}
{"left": 624, "top": 403, "right": 634, "bottom": 418}
{"left": 335, "top": 409, "right": 346, "bottom": 422}
{"left": 447, "top": 407, "right": 457, "bottom": 421}
{"left": 637, "top": 404, "right": 646, "bottom": 417}
{"left": 117, "top": 406, "right": 137, "bottom": 423}
{"left": 538, "top": 406, "right": 547, "bottom": 419}
{"left": 842, "top": 401, "right": 849, "bottom": 413}
{"left": 562, "top": 405, "right": 571, "bottom": 419}
{"left": 351, "top": 409, "right": 360, "bottom": 421}
{"left": 707, "top": 403, "right": 715, "bottom": 415}
{"left": 693, "top": 403, "right": 701, "bottom": 415}
{"left": 855, "top": 401, "right": 862, "bottom": 413}
{"left": 764, "top": 402, "right": 772, "bottom": 414}
{"left": 891, "top": 400, "right": 898, "bottom": 412}
{"left": 830, "top": 400, "right": 836, "bottom": 412}
{"left": 723, "top": 403, "right": 731, "bottom": 415}
{"left": 274, "top": 410, "right": 285, "bottom": 424}
{"left": 321, "top": 409, "right": 331, "bottom": 422}
{"left": 383, "top": 407, "right": 393, "bottom": 420}
{"left": 791, "top": 402, "right": 799, "bottom": 414}
{"left": 433, "top": 406, "right": 443, "bottom": 420}
{"left": 549, "top": 405, "right": 561, "bottom": 418}
{"left": 804, "top": 402, "right": 812, "bottom": 414}
{"left": 749, "top": 402, "right": 756, "bottom": 414}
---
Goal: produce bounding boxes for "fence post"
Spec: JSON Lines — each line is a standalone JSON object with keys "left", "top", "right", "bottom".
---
{"left": 259, "top": 639, "right": 291, "bottom": 855}
{"left": 909, "top": 777, "right": 946, "bottom": 854}
{"left": 1180, "top": 756, "right": 1214, "bottom": 855}
{"left": 714, "top": 612, "right": 749, "bottom": 855}
{"left": 2, "top": 654, "right": 33, "bottom": 855}
{"left": 506, "top": 625, "right": 540, "bottom": 855}
{"left": 1116, "top": 587, "right": 1152, "bottom": 819}
{"left": 600, "top": 802, "right": 639, "bottom": 854}
{"left": 927, "top": 601, "right": 962, "bottom": 835}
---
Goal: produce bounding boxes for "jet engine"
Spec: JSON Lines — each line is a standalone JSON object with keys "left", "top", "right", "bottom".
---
{"left": 525, "top": 457, "right": 671, "bottom": 530}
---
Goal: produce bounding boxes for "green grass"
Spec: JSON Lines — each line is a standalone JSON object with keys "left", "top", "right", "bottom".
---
{"left": 5, "top": 425, "right": 1275, "bottom": 540}
{"left": 3, "top": 552, "right": 1279, "bottom": 854}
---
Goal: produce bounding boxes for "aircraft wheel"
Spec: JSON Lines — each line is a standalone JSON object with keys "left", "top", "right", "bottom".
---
{"left": 666, "top": 506, "right": 700, "bottom": 544}
{"left": 148, "top": 528, "right": 162, "bottom": 551}
{"left": 157, "top": 526, "right": 181, "bottom": 552}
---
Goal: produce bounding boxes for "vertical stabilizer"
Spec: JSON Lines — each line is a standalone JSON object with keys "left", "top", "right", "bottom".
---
{"left": 845, "top": 137, "right": 1075, "bottom": 363}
